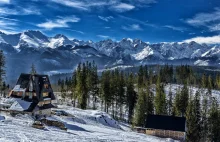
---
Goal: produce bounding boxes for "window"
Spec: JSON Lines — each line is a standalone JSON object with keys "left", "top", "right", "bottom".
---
{"left": 43, "top": 92, "right": 48, "bottom": 97}
{"left": 44, "top": 84, "right": 49, "bottom": 89}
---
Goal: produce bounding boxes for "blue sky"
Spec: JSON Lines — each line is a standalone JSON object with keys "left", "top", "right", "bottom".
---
{"left": 0, "top": 0, "right": 220, "bottom": 44}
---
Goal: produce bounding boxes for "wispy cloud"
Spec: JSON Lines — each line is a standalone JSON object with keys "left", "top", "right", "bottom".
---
{"left": 97, "top": 34, "right": 110, "bottom": 39}
{"left": 51, "top": 0, "right": 88, "bottom": 11}
{"left": 163, "top": 25, "right": 187, "bottom": 32}
{"left": 98, "top": 16, "right": 113, "bottom": 22}
{"left": 0, "top": 18, "right": 19, "bottom": 34}
{"left": 183, "top": 35, "right": 220, "bottom": 44}
{"left": 0, "top": 6, "right": 40, "bottom": 15}
{"left": 37, "top": 16, "right": 80, "bottom": 29}
{"left": 110, "top": 3, "right": 135, "bottom": 12}
{"left": 66, "top": 29, "right": 84, "bottom": 34}
{"left": 50, "top": 0, "right": 156, "bottom": 12}
{"left": 119, "top": 15, "right": 157, "bottom": 28}
{"left": 185, "top": 8, "right": 220, "bottom": 32}
{"left": 122, "top": 24, "right": 142, "bottom": 31}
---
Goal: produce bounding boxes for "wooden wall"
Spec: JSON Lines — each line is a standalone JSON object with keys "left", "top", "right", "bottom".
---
{"left": 146, "top": 129, "right": 185, "bottom": 141}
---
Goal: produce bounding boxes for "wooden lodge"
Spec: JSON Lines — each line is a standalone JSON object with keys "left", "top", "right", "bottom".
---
{"left": 145, "top": 115, "right": 186, "bottom": 141}
{"left": 135, "top": 115, "right": 186, "bottom": 141}
{"left": 9, "top": 73, "right": 56, "bottom": 116}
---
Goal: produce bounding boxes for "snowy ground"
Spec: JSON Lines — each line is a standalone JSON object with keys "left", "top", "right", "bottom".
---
{"left": 0, "top": 103, "right": 175, "bottom": 142}
{"left": 162, "top": 84, "right": 220, "bottom": 103}
{"left": 1, "top": 83, "right": 218, "bottom": 142}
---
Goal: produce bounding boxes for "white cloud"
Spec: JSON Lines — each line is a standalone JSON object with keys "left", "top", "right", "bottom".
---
{"left": 163, "top": 25, "right": 187, "bottom": 32}
{"left": 50, "top": 0, "right": 156, "bottom": 12}
{"left": 183, "top": 35, "right": 220, "bottom": 44}
{"left": 0, "top": 7, "right": 40, "bottom": 15}
{"left": 98, "top": 16, "right": 113, "bottom": 22}
{"left": 0, "top": 18, "right": 19, "bottom": 34}
{"left": 185, "top": 8, "right": 220, "bottom": 32}
{"left": 51, "top": 0, "right": 88, "bottom": 10}
{"left": 119, "top": 15, "right": 157, "bottom": 28}
{"left": 66, "top": 29, "right": 84, "bottom": 34}
{"left": 111, "top": 3, "right": 135, "bottom": 12}
{"left": 37, "top": 16, "right": 80, "bottom": 29}
{"left": 0, "top": 0, "right": 10, "bottom": 4}
{"left": 97, "top": 35, "right": 110, "bottom": 39}
{"left": 122, "top": 24, "right": 142, "bottom": 31}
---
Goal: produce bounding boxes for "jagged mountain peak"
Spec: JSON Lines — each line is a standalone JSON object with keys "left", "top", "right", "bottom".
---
{"left": 53, "top": 34, "right": 68, "bottom": 39}
{"left": 2, "top": 29, "right": 220, "bottom": 69}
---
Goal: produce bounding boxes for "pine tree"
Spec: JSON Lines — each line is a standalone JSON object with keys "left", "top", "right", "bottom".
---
{"left": 179, "top": 82, "right": 189, "bottom": 116}
{"left": 75, "top": 62, "right": 88, "bottom": 109}
{"left": 30, "top": 63, "right": 37, "bottom": 75}
{"left": 186, "top": 90, "right": 201, "bottom": 142}
{"left": 154, "top": 75, "right": 167, "bottom": 115}
{"left": 167, "top": 85, "right": 173, "bottom": 115}
{"left": 91, "top": 61, "right": 99, "bottom": 110}
{"left": 207, "top": 75, "right": 212, "bottom": 96}
{"left": 118, "top": 71, "right": 125, "bottom": 119}
{"left": 101, "top": 71, "right": 111, "bottom": 112}
{"left": 137, "top": 65, "right": 144, "bottom": 90}
{"left": 146, "top": 80, "right": 154, "bottom": 115}
{"left": 71, "top": 71, "right": 77, "bottom": 107}
{"left": 80, "top": 63, "right": 88, "bottom": 109}
{"left": 215, "top": 74, "right": 220, "bottom": 89}
{"left": 126, "top": 73, "right": 137, "bottom": 123}
{"left": 208, "top": 98, "right": 220, "bottom": 142}
{"left": 173, "top": 87, "right": 181, "bottom": 116}
{"left": 0, "top": 50, "right": 6, "bottom": 96}
{"left": 201, "top": 91, "right": 209, "bottom": 141}
{"left": 133, "top": 89, "right": 147, "bottom": 127}
{"left": 186, "top": 97, "right": 197, "bottom": 142}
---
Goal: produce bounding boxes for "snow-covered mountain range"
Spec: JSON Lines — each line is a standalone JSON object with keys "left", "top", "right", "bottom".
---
{"left": 1, "top": 30, "right": 220, "bottom": 81}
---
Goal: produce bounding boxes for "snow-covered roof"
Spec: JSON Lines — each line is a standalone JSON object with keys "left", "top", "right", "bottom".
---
{"left": 12, "top": 85, "right": 26, "bottom": 92}
{"left": 9, "top": 98, "right": 31, "bottom": 111}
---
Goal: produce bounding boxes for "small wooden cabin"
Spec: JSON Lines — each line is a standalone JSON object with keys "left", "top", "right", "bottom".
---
{"left": 145, "top": 115, "right": 186, "bottom": 141}
{"left": 9, "top": 73, "right": 56, "bottom": 116}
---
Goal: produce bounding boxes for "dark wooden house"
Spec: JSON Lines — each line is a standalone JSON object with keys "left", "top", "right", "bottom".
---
{"left": 9, "top": 73, "right": 55, "bottom": 115}
{"left": 145, "top": 115, "right": 186, "bottom": 141}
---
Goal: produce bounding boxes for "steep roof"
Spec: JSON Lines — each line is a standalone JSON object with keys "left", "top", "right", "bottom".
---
{"left": 145, "top": 115, "right": 186, "bottom": 132}
{"left": 16, "top": 74, "right": 30, "bottom": 88}
{"left": 15, "top": 73, "right": 55, "bottom": 101}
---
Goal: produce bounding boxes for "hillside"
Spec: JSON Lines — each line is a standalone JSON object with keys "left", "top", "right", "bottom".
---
{"left": 0, "top": 100, "right": 175, "bottom": 142}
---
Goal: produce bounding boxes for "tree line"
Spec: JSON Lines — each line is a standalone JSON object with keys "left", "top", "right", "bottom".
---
{"left": 58, "top": 62, "right": 220, "bottom": 142}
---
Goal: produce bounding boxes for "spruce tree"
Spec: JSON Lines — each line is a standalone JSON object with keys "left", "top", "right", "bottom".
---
{"left": 81, "top": 63, "right": 88, "bottom": 109}
{"left": 167, "top": 85, "right": 173, "bottom": 115}
{"left": 118, "top": 71, "right": 125, "bottom": 119}
{"left": 173, "top": 87, "right": 181, "bottom": 116}
{"left": 71, "top": 71, "right": 77, "bottom": 107}
{"left": 133, "top": 89, "right": 147, "bottom": 127}
{"left": 30, "top": 63, "right": 37, "bottom": 75}
{"left": 146, "top": 80, "right": 154, "bottom": 115}
{"left": 186, "top": 97, "right": 197, "bottom": 142}
{"left": 179, "top": 82, "right": 189, "bottom": 116}
{"left": 207, "top": 75, "right": 212, "bottom": 96}
{"left": 91, "top": 61, "right": 99, "bottom": 110}
{"left": 208, "top": 98, "right": 220, "bottom": 142}
{"left": 101, "top": 71, "right": 111, "bottom": 112}
{"left": 201, "top": 91, "right": 209, "bottom": 141}
{"left": 137, "top": 65, "right": 144, "bottom": 89}
{"left": 126, "top": 73, "right": 137, "bottom": 123}
{"left": 154, "top": 75, "right": 167, "bottom": 115}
